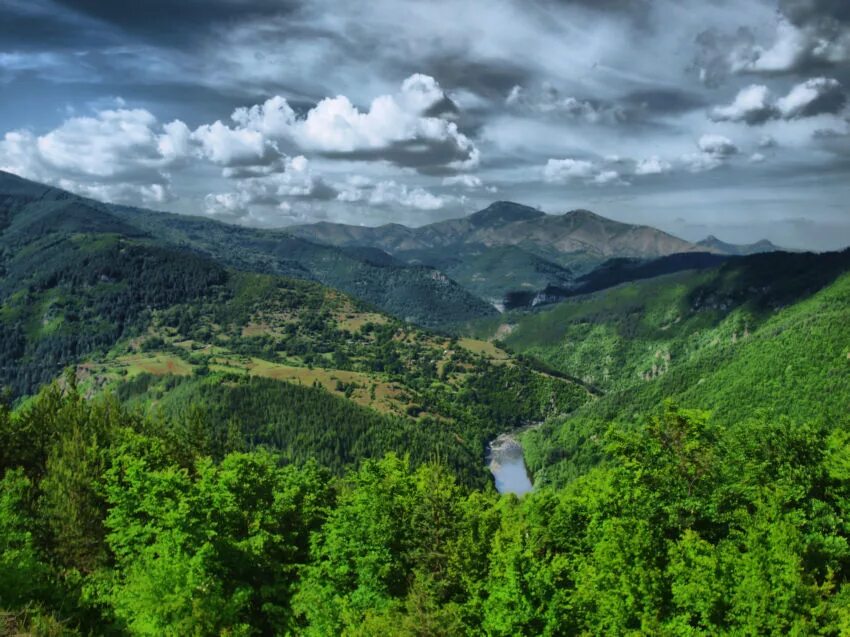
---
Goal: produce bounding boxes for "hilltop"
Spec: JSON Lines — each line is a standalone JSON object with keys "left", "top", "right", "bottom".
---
{"left": 0, "top": 171, "right": 496, "bottom": 329}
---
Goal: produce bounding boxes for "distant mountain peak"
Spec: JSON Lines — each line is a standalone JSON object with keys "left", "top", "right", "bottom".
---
{"left": 563, "top": 208, "right": 603, "bottom": 219}
{"left": 468, "top": 201, "right": 545, "bottom": 226}
{"left": 560, "top": 208, "right": 620, "bottom": 224}
{"left": 697, "top": 234, "right": 784, "bottom": 256}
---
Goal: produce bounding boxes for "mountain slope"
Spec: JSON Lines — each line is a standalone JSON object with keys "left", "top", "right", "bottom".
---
{"left": 394, "top": 243, "right": 575, "bottom": 306}
{"left": 0, "top": 170, "right": 591, "bottom": 485}
{"left": 0, "top": 171, "right": 496, "bottom": 328}
{"left": 483, "top": 249, "right": 850, "bottom": 392}
{"left": 471, "top": 249, "right": 850, "bottom": 485}
{"left": 0, "top": 227, "right": 589, "bottom": 484}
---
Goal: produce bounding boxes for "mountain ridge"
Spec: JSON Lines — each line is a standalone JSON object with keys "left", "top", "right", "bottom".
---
{"left": 0, "top": 170, "right": 497, "bottom": 329}
{"left": 290, "top": 201, "right": 706, "bottom": 261}
{"left": 697, "top": 234, "right": 787, "bottom": 255}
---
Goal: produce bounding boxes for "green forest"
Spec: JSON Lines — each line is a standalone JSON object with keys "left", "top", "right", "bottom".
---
{"left": 3, "top": 384, "right": 850, "bottom": 635}
{"left": 2, "top": 173, "right": 850, "bottom": 635}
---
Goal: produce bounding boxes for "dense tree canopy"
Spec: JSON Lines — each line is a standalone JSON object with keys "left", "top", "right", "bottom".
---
{"left": 2, "top": 385, "right": 849, "bottom": 635}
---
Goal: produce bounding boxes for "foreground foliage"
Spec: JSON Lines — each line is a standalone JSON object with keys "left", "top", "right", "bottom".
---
{"left": 1, "top": 385, "right": 849, "bottom": 635}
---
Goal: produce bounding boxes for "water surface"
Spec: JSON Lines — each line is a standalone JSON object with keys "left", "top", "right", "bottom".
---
{"left": 488, "top": 433, "right": 533, "bottom": 495}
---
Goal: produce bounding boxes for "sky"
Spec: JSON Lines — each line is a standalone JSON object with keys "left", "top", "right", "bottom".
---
{"left": 1, "top": 0, "right": 849, "bottom": 249}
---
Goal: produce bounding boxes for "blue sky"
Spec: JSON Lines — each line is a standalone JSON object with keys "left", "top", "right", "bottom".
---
{"left": 1, "top": 0, "right": 849, "bottom": 249}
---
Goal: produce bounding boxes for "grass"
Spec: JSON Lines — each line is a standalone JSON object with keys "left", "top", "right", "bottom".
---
{"left": 336, "top": 312, "right": 388, "bottom": 332}
{"left": 246, "top": 358, "right": 406, "bottom": 415}
{"left": 116, "top": 354, "right": 194, "bottom": 378}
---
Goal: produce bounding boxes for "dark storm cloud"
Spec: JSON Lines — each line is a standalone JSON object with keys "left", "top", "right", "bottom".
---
{"left": 693, "top": 0, "right": 850, "bottom": 83}
{"left": 316, "top": 136, "right": 478, "bottom": 176}
{"left": 50, "top": 0, "right": 300, "bottom": 47}
{"left": 780, "top": 0, "right": 850, "bottom": 26}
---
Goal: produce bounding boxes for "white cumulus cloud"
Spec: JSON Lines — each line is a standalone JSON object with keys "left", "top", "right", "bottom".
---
{"left": 776, "top": 77, "right": 847, "bottom": 119}
{"left": 634, "top": 156, "right": 673, "bottom": 175}
{"left": 682, "top": 134, "right": 739, "bottom": 172}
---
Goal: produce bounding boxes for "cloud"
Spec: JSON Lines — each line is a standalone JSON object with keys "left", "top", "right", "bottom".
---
{"left": 544, "top": 154, "right": 679, "bottom": 183}
{"left": 592, "top": 170, "right": 626, "bottom": 185}
{"left": 191, "top": 120, "right": 276, "bottom": 167}
{"left": 543, "top": 158, "right": 629, "bottom": 186}
{"left": 506, "top": 83, "right": 629, "bottom": 124}
{"left": 709, "top": 78, "right": 846, "bottom": 126}
{"left": 681, "top": 134, "right": 739, "bottom": 172}
{"left": 336, "top": 177, "right": 449, "bottom": 209}
{"left": 369, "top": 180, "right": 446, "bottom": 209}
{"left": 0, "top": 106, "right": 189, "bottom": 205}
{"left": 543, "top": 158, "right": 597, "bottom": 182}
{"left": 698, "top": 134, "right": 739, "bottom": 157}
{"left": 442, "top": 174, "right": 484, "bottom": 188}
{"left": 34, "top": 108, "right": 171, "bottom": 179}
{"left": 634, "top": 156, "right": 673, "bottom": 175}
{"left": 3, "top": 0, "right": 850, "bottom": 239}
{"left": 0, "top": 51, "right": 91, "bottom": 84}
{"left": 694, "top": 5, "right": 850, "bottom": 83}
{"left": 508, "top": 85, "right": 601, "bottom": 120}
{"left": 59, "top": 180, "right": 174, "bottom": 206}
{"left": 0, "top": 72, "right": 483, "bottom": 216}
{"left": 758, "top": 134, "right": 778, "bottom": 148}
{"left": 204, "top": 155, "right": 335, "bottom": 219}
{"left": 710, "top": 84, "right": 778, "bottom": 124}
{"left": 229, "top": 74, "right": 479, "bottom": 173}
{"left": 776, "top": 77, "right": 847, "bottom": 118}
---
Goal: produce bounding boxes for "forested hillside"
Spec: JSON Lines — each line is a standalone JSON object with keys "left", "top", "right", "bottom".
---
{"left": 471, "top": 250, "right": 850, "bottom": 486}
{"left": 2, "top": 387, "right": 850, "bottom": 635}
{"left": 0, "top": 171, "right": 497, "bottom": 330}
{"left": 0, "top": 236, "right": 587, "bottom": 488}
{"left": 2, "top": 172, "right": 850, "bottom": 635}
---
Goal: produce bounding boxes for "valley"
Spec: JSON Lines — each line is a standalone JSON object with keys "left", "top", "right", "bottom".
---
{"left": 4, "top": 0, "right": 850, "bottom": 632}
{"left": 1, "top": 172, "right": 849, "bottom": 635}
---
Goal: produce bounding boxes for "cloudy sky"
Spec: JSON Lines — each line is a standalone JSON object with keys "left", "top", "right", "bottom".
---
{"left": 1, "top": 0, "right": 849, "bottom": 249}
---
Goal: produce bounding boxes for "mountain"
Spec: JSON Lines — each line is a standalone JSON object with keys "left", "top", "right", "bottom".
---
{"left": 697, "top": 234, "right": 785, "bottom": 255}
{"left": 292, "top": 201, "right": 705, "bottom": 263}
{"left": 394, "top": 243, "right": 575, "bottom": 308}
{"left": 465, "top": 248, "right": 850, "bottom": 485}
{"left": 290, "top": 201, "right": 720, "bottom": 307}
{"left": 0, "top": 170, "right": 591, "bottom": 488}
{"left": 5, "top": 173, "right": 850, "bottom": 636}
{"left": 0, "top": 171, "right": 496, "bottom": 329}
{"left": 5, "top": 234, "right": 850, "bottom": 637}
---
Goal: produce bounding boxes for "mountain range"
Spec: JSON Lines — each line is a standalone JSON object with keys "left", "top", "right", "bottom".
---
{"left": 2, "top": 171, "right": 850, "bottom": 637}
{"left": 696, "top": 234, "right": 785, "bottom": 255}
{"left": 0, "top": 171, "right": 494, "bottom": 329}
{"left": 290, "top": 200, "right": 787, "bottom": 306}
{"left": 291, "top": 202, "right": 702, "bottom": 260}
{"left": 0, "top": 171, "right": 788, "bottom": 320}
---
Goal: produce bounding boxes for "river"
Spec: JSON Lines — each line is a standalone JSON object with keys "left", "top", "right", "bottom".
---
{"left": 487, "top": 432, "right": 533, "bottom": 495}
